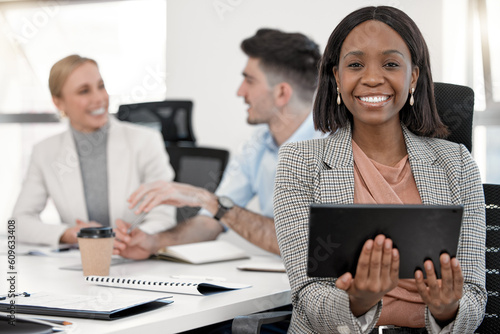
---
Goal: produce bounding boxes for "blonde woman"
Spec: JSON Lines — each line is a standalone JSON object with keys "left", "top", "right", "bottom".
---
{"left": 12, "top": 55, "right": 176, "bottom": 247}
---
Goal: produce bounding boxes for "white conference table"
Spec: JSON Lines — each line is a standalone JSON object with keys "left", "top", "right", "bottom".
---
{"left": 1, "top": 246, "right": 291, "bottom": 334}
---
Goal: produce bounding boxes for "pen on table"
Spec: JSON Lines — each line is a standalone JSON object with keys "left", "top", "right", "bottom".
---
{"left": 17, "top": 317, "right": 69, "bottom": 329}
{"left": 34, "top": 318, "right": 73, "bottom": 326}
{"left": 0, "top": 311, "right": 71, "bottom": 328}
{"left": 53, "top": 247, "right": 70, "bottom": 252}
{"left": 0, "top": 292, "right": 30, "bottom": 300}
{"left": 127, "top": 212, "right": 148, "bottom": 234}
{"left": 52, "top": 243, "right": 79, "bottom": 252}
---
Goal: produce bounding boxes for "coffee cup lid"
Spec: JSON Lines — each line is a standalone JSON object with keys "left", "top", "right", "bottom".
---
{"left": 77, "top": 227, "right": 115, "bottom": 238}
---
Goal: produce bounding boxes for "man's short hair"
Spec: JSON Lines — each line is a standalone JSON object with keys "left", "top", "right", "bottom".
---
{"left": 241, "top": 28, "right": 321, "bottom": 104}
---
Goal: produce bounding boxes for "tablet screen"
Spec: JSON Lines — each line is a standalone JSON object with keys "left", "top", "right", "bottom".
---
{"left": 307, "top": 204, "right": 463, "bottom": 279}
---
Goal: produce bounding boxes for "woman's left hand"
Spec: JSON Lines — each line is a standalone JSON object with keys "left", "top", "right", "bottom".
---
{"left": 60, "top": 219, "right": 102, "bottom": 244}
{"left": 415, "top": 253, "right": 463, "bottom": 323}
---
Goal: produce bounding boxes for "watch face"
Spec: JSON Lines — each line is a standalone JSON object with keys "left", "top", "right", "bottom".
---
{"left": 219, "top": 196, "right": 234, "bottom": 208}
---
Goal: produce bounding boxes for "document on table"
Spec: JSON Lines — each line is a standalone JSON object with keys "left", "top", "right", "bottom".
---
{"left": 155, "top": 240, "right": 249, "bottom": 264}
{"left": 0, "top": 292, "right": 172, "bottom": 320}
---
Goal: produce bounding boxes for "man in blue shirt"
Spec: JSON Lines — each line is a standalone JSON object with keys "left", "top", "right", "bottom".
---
{"left": 115, "top": 28, "right": 324, "bottom": 258}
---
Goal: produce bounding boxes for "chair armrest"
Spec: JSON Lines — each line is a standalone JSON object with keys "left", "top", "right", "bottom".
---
{"left": 231, "top": 310, "right": 292, "bottom": 334}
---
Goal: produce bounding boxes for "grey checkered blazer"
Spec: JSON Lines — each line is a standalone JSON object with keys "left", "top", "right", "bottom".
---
{"left": 274, "top": 124, "right": 486, "bottom": 334}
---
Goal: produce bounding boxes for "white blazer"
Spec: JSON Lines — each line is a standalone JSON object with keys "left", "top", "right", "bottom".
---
{"left": 12, "top": 116, "right": 176, "bottom": 247}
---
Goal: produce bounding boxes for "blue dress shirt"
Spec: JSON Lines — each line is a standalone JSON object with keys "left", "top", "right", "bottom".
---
{"left": 206, "top": 113, "right": 326, "bottom": 219}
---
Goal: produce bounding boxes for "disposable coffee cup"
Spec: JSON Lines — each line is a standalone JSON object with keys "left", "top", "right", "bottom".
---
{"left": 77, "top": 227, "right": 115, "bottom": 276}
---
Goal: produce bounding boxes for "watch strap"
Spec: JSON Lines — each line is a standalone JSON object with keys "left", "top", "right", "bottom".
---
{"left": 214, "top": 196, "right": 234, "bottom": 221}
{"left": 214, "top": 206, "right": 227, "bottom": 221}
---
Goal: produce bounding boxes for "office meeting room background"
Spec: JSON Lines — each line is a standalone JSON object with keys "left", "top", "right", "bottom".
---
{"left": 0, "top": 0, "right": 499, "bottom": 242}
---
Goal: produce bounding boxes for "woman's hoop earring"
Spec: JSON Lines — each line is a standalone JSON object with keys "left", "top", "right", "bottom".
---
{"left": 337, "top": 87, "right": 341, "bottom": 105}
{"left": 409, "top": 87, "right": 415, "bottom": 106}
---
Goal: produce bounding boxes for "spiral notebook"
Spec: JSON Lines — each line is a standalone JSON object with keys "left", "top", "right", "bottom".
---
{"left": 86, "top": 276, "right": 252, "bottom": 296}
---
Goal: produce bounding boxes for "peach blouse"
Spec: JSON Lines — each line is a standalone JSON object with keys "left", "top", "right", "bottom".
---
{"left": 352, "top": 140, "right": 426, "bottom": 327}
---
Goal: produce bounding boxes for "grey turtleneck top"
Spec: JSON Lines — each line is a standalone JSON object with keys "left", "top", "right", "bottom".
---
{"left": 70, "top": 122, "right": 110, "bottom": 226}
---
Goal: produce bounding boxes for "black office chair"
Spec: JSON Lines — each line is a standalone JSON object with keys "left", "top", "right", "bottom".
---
{"left": 475, "top": 183, "right": 500, "bottom": 334}
{"left": 232, "top": 82, "right": 477, "bottom": 334}
{"left": 117, "top": 100, "right": 196, "bottom": 147}
{"left": 166, "top": 146, "right": 230, "bottom": 223}
{"left": 434, "top": 82, "right": 474, "bottom": 152}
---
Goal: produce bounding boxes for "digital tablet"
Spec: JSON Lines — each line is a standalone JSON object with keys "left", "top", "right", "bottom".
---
{"left": 307, "top": 204, "right": 463, "bottom": 279}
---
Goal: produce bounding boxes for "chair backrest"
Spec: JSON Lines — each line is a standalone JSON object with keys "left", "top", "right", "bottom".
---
{"left": 476, "top": 183, "right": 500, "bottom": 334}
{"left": 117, "top": 100, "right": 196, "bottom": 146}
{"left": 434, "top": 82, "right": 474, "bottom": 152}
{"left": 166, "top": 146, "right": 230, "bottom": 223}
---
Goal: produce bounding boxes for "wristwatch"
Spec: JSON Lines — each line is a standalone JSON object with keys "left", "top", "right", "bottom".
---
{"left": 214, "top": 196, "right": 234, "bottom": 221}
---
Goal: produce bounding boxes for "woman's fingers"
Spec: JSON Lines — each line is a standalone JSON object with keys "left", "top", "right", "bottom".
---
{"left": 364, "top": 234, "right": 393, "bottom": 288}
{"left": 343, "top": 235, "right": 399, "bottom": 317}
{"left": 414, "top": 269, "right": 426, "bottom": 295}
{"left": 390, "top": 248, "right": 400, "bottom": 282}
{"left": 355, "top": 238, "right": 374, "bottom": 282}
{"left": 352, "top": 235, "right": 398, "bottom": 292}
{"left": 368, "top": 235, "right": 385, "bottom": 281}
{"left": 451, "top": 257, "right": 463, "bottom": 297}
{"left": 336, "top": 272, "right": 353, "bottom": 291}
{"left": 425, "top": 260, "right": 440, "bottom": 297}
{"left": 380, "top": 238, "right": 394, "bottom": 278}
{"left": 439, "top": 253, "right": 453, "bottom": 296}
{"left": 415, "top": 255, "right": 463, "bottom": 321}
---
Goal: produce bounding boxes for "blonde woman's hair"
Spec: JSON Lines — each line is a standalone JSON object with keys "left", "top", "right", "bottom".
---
{"left": 49, "top": 55, "right": 98, "bottom": 98}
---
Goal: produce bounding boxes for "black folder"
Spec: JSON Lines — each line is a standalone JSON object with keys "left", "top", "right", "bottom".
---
{"left": 307, "top": 204, "right": 463, "bottom": 279}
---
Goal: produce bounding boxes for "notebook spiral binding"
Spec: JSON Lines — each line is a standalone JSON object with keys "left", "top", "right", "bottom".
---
{"left": 85, "top": 276, "right": 198, "bottom": 286}
{"left": 85, "top": 275, "right": 251, "bottom": 295}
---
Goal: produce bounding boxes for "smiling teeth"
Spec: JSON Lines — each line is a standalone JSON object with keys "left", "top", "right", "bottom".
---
{"left": 90, "top": 107, "right": 105, "bottom": 115}
{"left": 360, "top": 96, "right": 389, "bottom": 103}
